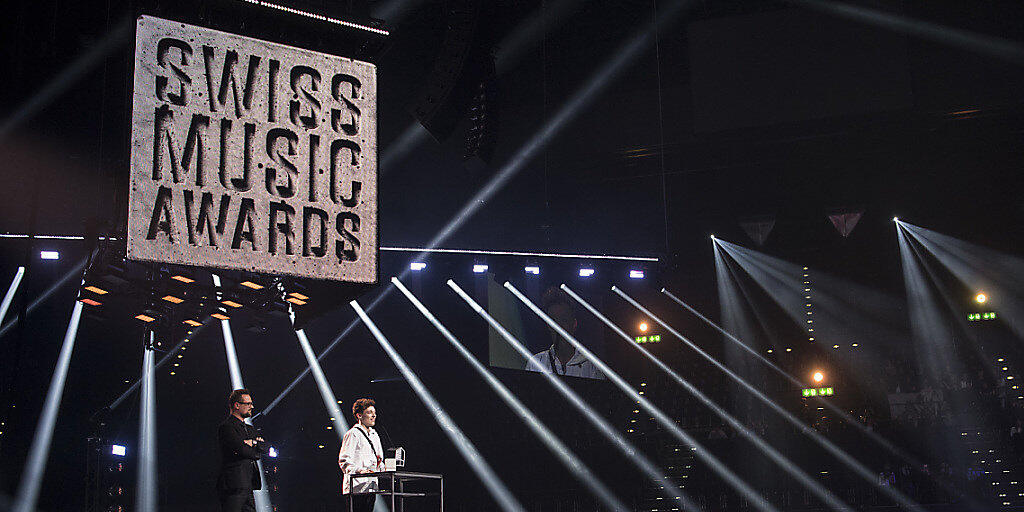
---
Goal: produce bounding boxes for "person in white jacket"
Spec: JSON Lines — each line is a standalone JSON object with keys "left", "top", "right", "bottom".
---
{"left": 338, "top": 398, "right": 384, "bottom": 512}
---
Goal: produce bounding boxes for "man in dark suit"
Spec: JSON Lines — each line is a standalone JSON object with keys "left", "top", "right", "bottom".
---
{"left": 217, "top": 389, "right": 266, "bottom": 512}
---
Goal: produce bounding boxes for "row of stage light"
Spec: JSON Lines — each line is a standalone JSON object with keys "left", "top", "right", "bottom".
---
{"left": 408, "top": 261, "right": 647, "bottom": 279}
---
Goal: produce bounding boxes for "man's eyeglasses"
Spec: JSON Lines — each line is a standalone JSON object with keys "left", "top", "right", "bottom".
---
{"left": 237, "top": 401, "right": 254, "bottom": 406}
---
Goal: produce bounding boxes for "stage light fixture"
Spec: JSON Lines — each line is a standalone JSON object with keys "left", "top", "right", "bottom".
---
{"left": 240, "top": 281, "right": 263, "bottom": 290}
{"left": 111, "top": 445, "right": 126, "bottom": 456}
{"left": 161, "top": 295, "right": 184, "bottom": 304}
{"left": 268, "top": 447, "right": 278, "bottom": 458}
{"left": 211, "top": 312, "right": 230, "bottom": 320}
{"left": 84, "top": 286, "right": 108, "bottom": 295}
{"left": 79, "top": 298, "right": 102, "bottom": 306}
{"left": 183, "top": 319, "right": 202, "bottom": 327}
{"left": 893, "top": 217, "right": 899, "bottom": 223}
{"left": 473, "top": 264, "right": 489, "bottom": 273}
{"left": 222, "top": 300, "right": 243, "bottom": 308}
{"left": 710, "top": 234, "right": 716, "bottom": 240}
{"left": 851, "top": 343, "right": 859, "bottom": 348}
{"left": 629, "top": 270, "right": 645, "bottom": 279}
{"left": 975, "top": 292, "right": 988, "bottom": 304}
{"left": 785, "top": 347, "right": 792, "bottom": 352}
{"left": 134, "top": 314, "right": 156, "bottom": 323}
{"left": 286, "top": 297, "right": 307, "bottom": 305}
{"left": 639, "top": 322, "right": 649, "bottom": 333}
{"left": 410, "top": 262, "right": 426, "bottom": 271}
{"left": 524, "top": 266, "right": 540, "bottom": 275}
{"left": 579, "top": 268, "right": 595, "bottom": 277}
{"left": 40, "top": 251, "right": 59, "bottom": 260}
{"left": 813, "top": 371, "right": 824, "bottom": 383}
{"left": 171, "top": 275, "right": 195, "bottom": 283}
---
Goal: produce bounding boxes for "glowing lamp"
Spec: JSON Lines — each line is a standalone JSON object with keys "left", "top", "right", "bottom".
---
{"left": 111, "top": 445, "right": 127, "bottom": 457}
{"left": 639, "top": 322, "right": 649, "bottom": 333}
{"left": 975, "top": 292, "right": 987, "bottom": 304}
{"left": 473, "top": 264, "right": 489, "bottom": 273}
{"left": 812, "top": 371, "right": 824, "bottom": 383}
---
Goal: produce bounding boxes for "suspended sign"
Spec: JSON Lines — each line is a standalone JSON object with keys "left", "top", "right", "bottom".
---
{"left": 128, "top": 16, "right": 378, "bottom": 283}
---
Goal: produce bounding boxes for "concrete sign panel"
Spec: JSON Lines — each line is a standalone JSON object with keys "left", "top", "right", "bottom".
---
{"left": 128, "top": 15, "right": 377, "bottom": 283}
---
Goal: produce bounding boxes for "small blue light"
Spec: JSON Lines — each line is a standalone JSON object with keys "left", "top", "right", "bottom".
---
{"left": 579, "top": 268, "right": 595, "bottom": 277}
{"left": 473, "top": 264, "right": 488, "bottom": 273}
{"left": 40, "top": 251, "right": 60, "bottom": 260}
{"left": 268, "top": 447, "right": 278, "bottom": 458}
{"left": 524, "top": 266, "right": 540, "bottom": 275}
{"left": 629, "top": 270, "right": 644, "bottom": 279}
{"left": 112, "top": 445, "right": 127, "bottom": 457}
{"left": 410, "top": 262, "right": 426, "bottom": 271}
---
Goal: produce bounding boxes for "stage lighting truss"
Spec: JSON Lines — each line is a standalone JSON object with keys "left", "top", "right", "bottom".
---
{"left": 237, "top": 0, "right": 390, "bottom": 35}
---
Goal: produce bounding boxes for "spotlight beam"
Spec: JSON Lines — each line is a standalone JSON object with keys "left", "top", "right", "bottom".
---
{"left": 350, "top": 300, "right": 525, "bottom": 512}
{"left": 211, "top": 274, "right": 273, "bottom": 512}
{"left": 0, "top": 256, "right": 89, "bottom": 340}
{"left": 560, "top": 285, "right": 852, "bottom": 512}
{"left": 503, "top": 282, "right": 777, "bottom": 512}
{"left": 612, "top": 287, "right": 925, "bottom": 512}
{"left": 447, "top": 280, "right": 697, "bottom": 509}
{"left": 260, "top": 0, "right": 686, "bottom": 418}
{"left": 109, "top": 317, "right": 214, "bottom": 410}
{"left": 291, "top": 315, "right": 350, "bottom": 437}
{"left": 136, "top": 332, "right": 157, "bottom": 512}
{"left": 12, "top": 300, "right": 84, "bottom": 512}
{"left": 0, "top": 267, "right": 25, "bottom": 325}
{"left": 392, "top": 278, "right": 628, "bottom": 511}
{"left": 709, "top": 237, "right": 945, "bottom": 471}
{"left": 0, "top": 18, "right": 131, "bottom": 140}
{"left": 786, "top": 0, "right": 1024, "bottom": 66}
{"left": 663, "top": 288, "right": 802, "bottom": 388}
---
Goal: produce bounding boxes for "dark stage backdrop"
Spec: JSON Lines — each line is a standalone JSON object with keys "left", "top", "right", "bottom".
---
{"left": 688, "top": 8, "right": 914, "bottom": 132}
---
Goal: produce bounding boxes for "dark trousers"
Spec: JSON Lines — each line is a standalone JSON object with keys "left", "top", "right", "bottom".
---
{"left": 346, "top": 493, "right": 374, "bottom": 512}
{"left": 220, "top": 490, "right": 256, "bottom": 512}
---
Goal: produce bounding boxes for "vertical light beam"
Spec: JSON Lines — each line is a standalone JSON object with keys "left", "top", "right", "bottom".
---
{"left": 0, "top": 266, "right": 26, "bottom": 325}
{"left": 350, "top": 299, "right": 525, "bottom": 512}
{"left": 392, "top": 278, "right": 628, "bottom": 511}
{"left": 613, "top": 286, "right": 925, "bottom": 512}
{"left": 447, "top": 280, "right": 697, "bottom": 509}
{"left": 12, "top": 300, "right": 84, "bottom": 512}
{"left": 136, "top": 332, "right": 157, "bottom": 512}
{"left": 560, "top": 285, "right": 852, "bottom": 512}
{"left": 502, "top": 282, "right": 777, "bottom": 512}
{"left": 210, "top": 274, "right": 273, "bottom": 512}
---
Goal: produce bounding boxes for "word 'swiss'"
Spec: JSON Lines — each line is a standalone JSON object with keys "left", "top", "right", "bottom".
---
{"left": 128, "top": 16, "right": 377, "bottom": 282}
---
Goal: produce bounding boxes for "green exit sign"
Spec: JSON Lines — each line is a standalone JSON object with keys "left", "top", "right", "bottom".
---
{"left": 968, "top": 312, "right": 997, "bottom": 321}
{"left": 802, "top": 387, "right": 835, "bottom": 397}
{"left": 635, "top": 335, "right": 662, "bottom": 344}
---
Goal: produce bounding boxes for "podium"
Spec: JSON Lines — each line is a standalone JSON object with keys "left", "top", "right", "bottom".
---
{"left": 349, "top": 471, "right": 443, "bottom": 511}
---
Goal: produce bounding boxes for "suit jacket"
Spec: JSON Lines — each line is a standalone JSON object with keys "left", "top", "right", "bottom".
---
{"left": 217, "top": 415, "right": 263, "bottom": 494}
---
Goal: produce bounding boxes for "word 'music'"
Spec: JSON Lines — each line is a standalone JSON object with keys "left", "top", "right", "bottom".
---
{"left": 129, "top": 16, "right": 377, "bottom": 281}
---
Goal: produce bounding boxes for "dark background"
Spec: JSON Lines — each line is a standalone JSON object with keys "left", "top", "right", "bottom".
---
{"left": 1, "top": 0, "right": 1023, "bottom": 510}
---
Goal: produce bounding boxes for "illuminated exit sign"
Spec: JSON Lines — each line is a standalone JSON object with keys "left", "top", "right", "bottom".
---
{"left": 635, "top": 335, "right": 662, "bottom": 344}
{"left": 967, "top": 312, "right": 997, "bottom": 321}
{"left": 801, "top": 387, "right": 835, "bottom": 397}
